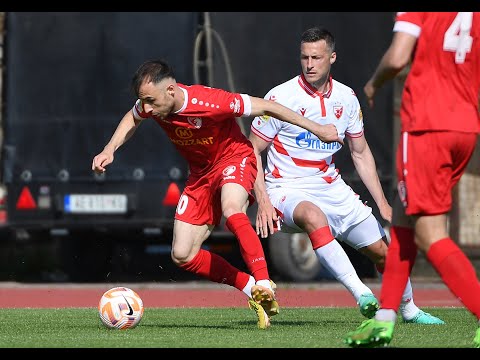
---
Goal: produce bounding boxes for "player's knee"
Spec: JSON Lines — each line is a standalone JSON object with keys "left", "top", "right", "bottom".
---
{"left": 222, "top": 206, "right": 245, "bottom": 219}
{"left": 360, "top": 239, "right": 387, "bottom": 265}
{"left": 171, "top": 247, "right": 194, "bottom": 267}
{"left": 295, "top": 205, "right": 327, "bottom": 231}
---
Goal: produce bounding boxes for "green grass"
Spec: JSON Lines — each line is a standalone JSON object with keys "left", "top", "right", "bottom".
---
{"left": 0, "top": 307, "right": 477, "bottom": 348}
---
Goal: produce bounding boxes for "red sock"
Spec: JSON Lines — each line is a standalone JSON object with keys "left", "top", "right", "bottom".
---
{"left": 180, "top": 249, "right": 251, "bottom": 291}
{"left": 308, "top": 226, "right": 334, "bottom": 250}
{"left": 379, "top": 226, "right": 417, "bottom": 311}
{"left": 226, "top": 213, "right": 269, "bottom": 281}
{"left": 427, "top": 238, "right": 480, "bottom": 319}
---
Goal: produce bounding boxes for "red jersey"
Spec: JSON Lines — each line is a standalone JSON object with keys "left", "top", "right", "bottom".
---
{"left": 395, "top": 12, "right": 480, "bottom": 133}
{"left": 132, "top": 84, "right": 254, "bottom": 178}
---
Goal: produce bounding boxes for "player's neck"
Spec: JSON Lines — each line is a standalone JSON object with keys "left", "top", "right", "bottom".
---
{"left": 312, "top": 80, "right": 329, "bottom": 95}
{"left": 311, "top": 75, "right": 330, "bottom": 95}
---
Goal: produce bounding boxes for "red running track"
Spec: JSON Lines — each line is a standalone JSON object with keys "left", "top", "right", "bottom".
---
{"left": 0, "top": 282, "right": 462, "bottom": 308}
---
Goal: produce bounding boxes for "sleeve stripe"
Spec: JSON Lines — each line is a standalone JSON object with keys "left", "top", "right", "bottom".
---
{"left": 250, "top": 125, "right": 273, "bottom": 142}
{"left": 345, "top": 130, "right": 364, "bottom": 138}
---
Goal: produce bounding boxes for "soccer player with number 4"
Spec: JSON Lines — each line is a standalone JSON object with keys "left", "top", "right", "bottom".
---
{"left": 344, "top": 12, "right": 480, "bottom": 348}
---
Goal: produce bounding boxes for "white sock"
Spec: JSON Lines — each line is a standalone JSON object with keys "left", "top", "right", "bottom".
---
{"left": 242, "top": 276, "right": 256, "bottom": 298}
{"left": 377, "top": 272, "right": 419, "bottom": 320}
{"left": 375, "top": 309, "right": 397, "bottom": 323}
{"left": 399, "top": 297, "right": 421, "bottom": 320}
{"left": 314, "top": 240, "right": 372, "bottom": 302}
{"left": 255, "top": 279, "right": 273, "bottom": 291}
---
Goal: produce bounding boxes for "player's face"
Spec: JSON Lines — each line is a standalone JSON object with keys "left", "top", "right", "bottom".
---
{"left": 300, "top": 40, "right": 336, "bottom": 90}
{"left": 138, "top": 80, "right": 175, "bottom": 120}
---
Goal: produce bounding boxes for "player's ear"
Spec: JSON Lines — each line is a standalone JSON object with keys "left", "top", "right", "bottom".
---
{"left": 166, "top": 82, "right": 175, "bottom": 96}
{"left": 330, "top": 51, "right": 337, "bottom": 65}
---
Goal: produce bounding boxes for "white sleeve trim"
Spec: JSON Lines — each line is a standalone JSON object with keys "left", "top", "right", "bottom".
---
{"left": 393, "top": 21, "right": 421, "bottom": 38}
{"left": 240, "top": 94, "right": 251, "bottom": 116}
{"left": 132, "top": 99, "right": 144, "bottom": 120}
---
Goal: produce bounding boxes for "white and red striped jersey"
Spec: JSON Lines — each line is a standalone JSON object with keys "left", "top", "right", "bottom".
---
{"left": 251, "top": 74, "right": 364, "bottom": 185}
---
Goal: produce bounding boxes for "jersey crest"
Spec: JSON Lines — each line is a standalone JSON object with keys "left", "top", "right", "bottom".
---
{"left": 333, "top": 105, "right": 343, "bottom": 119}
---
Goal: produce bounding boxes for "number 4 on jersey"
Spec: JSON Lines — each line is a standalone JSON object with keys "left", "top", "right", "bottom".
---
{"left": 443, "top": 12, "right": 473, "bottom": 64}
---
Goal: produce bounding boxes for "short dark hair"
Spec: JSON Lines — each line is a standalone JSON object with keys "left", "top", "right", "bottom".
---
{"left": 301, "top": 27, "right": 335, "bottom": 53}
{"left": 131, "top": 59, "right": 176, "bottom": 97}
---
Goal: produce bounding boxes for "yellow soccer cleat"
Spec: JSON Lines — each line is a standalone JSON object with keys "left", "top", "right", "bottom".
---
{"left": 251, "top": 280, "right": 280, "bottom": 317}
{"left": 248, "top": 298, "right": 270, "bottom": 329}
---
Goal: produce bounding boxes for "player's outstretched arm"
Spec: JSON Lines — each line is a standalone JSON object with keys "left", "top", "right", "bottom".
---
{"left": 92, "top": 110, "right": 142, "bottom": 174}
{"left": 364, "top": 31, "right": 416, "bottom": 109}
{"left": 249, "top": 96, "right": 343, "bottom": 145}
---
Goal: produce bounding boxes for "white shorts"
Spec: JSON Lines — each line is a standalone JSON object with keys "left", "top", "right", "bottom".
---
{"left": 267, "top": 177, "right": 385, "bottom": 250}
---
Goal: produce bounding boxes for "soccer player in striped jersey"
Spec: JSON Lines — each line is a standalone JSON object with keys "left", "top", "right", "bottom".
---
{"left": 250, "top": 27, "right": 443, "bottom": 325}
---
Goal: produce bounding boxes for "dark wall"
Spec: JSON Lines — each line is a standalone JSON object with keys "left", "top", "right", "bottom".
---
{"left": 3, "top": 11, "right": 395, "bottom": 193}
{"left": 0, "top": 12, "right": 397, "bottom": 281}
{"left": 208, "top": 12, "right": 395, "bottom": 186}
{"left": 3, "top": 12, "right": 197, "bottom": 182}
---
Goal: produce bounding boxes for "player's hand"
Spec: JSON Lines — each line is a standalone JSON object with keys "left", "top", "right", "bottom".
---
{"left": 255, "top": 199, "right": 279, "bottom": 238}
{"left": 314, "top": 123, "right": 344, "bottom": 146}
{"left": 92, "top": 152, "right": 114, "bottom": 174}
{"left": 364, "top": 81, "right": 376, "bottom": 109}
{"left": 378, "top": 201, "right": 392, "bottom": 223}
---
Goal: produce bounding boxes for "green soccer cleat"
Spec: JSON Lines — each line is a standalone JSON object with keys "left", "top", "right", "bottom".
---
{"left": 248, "top": 298, "right": 270, "bottom": 330}
{"left": 357, "top": 293, "right": 379, "bottom": 319}
{"left": 403, "top": 310, "right": 445, "bottom": 324}
{"left": 344, "top": 318, "right": 394, "bottom": 348}
{"left": 474, "top": 327, "right": 480, "bottom": 348}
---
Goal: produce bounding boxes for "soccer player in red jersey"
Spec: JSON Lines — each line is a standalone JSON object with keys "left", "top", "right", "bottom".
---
{"left": 345, "top": 12, "right": 480, "bottom": 347}
{"left": 92, "top": 59, "right": 341, "bottom": 329}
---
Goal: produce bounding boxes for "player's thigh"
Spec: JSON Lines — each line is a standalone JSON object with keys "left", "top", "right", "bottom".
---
{"left": 218, "top": 153, "right": 256, "bottom": 217}
{"left": 171, "top": 219, "right": 213, "bottom": 262}
{"left": 292, "top": 201, "right": 328, "bottom": 232}
{"left": 340, "top": 213, "right": 386, "bottom": 251}
{"left": 220, "top": 182, "right": 250, "bottom": 216}
{"left": 318, "top": 179, "right": 373, "bottom": 238}
{"left": 268, "top": 188, "right": 311, "bottom": 232}
{"left": 177, "top": 178, "right": 216, "bottom": 225}
{"left": 413, "top": 213, "right": 449, "bottom": 251}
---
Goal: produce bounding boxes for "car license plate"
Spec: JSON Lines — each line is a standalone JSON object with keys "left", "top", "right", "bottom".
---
{"left": 64, "top": 194, "right": 128, "bottom": 214}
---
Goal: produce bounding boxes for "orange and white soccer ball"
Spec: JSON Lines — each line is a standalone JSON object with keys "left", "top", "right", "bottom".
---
{"left": 98, "top": 287, "right": 144, "bottom": 329}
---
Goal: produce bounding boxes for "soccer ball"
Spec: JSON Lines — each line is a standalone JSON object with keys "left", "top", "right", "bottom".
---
{"left": 98, "top": 287, "right": 144, "bottom": 329}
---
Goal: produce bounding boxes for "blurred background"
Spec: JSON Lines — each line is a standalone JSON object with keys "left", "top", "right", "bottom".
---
{"left": 0, "top": 12, "right": 478, "bottom": 284}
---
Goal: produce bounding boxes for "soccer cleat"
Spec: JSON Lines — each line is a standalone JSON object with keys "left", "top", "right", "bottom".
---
{"left": 248, "top": 298, "right": 270, "bottom": 329}
{"left": 344, "top": 318, "right": 394, "bottom": 348}
{"left": 251, "top": 281, "right": 279, "bottom": 317}
{"left": 473, "top": 327, "right": 480, "bottom": 348}
{"left": 264, "top": 280, "right": 280, "bottom": 317}
{"left": 357, "top": 293, "right": 379, "bottom": 319}
{"left": 403, "top": 310, "right": 445, "bottom": 324}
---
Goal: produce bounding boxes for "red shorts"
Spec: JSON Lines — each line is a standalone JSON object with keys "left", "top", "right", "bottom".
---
{"left": 174, "top": 153, "right": 257, "bottom": 226}
{"left": 396, "top": 131, "right": 477, "bottom": 216}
